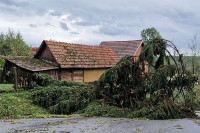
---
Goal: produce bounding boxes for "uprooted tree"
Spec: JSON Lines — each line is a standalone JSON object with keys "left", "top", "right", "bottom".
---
{"left": 98, "top": 30, "right": 197, "bottom": 119}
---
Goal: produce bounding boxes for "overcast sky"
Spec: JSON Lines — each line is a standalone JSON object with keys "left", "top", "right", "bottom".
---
{"left": 0, "top": 0, "right": 200, "bottom": 53}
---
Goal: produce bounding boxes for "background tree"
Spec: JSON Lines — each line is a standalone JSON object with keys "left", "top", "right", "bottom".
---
{"left": 187, "top": 34, "right": 200, "bottom": 74}
{"left": 141, "top": 27, "right": 161, "bottom": 45}
{"left": 0, "top": 29, "right": 33, "bottom": 73}
{"left": 0, "top": 29, "right": 32, "bottom": 56}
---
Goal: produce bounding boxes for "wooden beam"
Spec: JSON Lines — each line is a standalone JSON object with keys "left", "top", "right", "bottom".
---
{"left": 13, "top": 67, "right": 18, "bottom": 92}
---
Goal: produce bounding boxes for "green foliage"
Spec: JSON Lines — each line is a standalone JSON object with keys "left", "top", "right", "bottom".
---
{"left": 0, "top": 84, "right": 14, "bottom": 93}
{"left": 0, "top": 58, "right": 4, "bottom": 71}
{"left": 32, "top": 85, "right": 94, "bottom": 115}
{"left": 98, "top": 56, "right": 147, "bottom": 107}
{"left": 0, "top": 28, "right": 33, "bottom": 56}
{"left": 0, "top": 58, "right": 5, "bottom": 79}
{"left": 0, "top": 90, "right": 49, "bottom": 118}
{"left": 26, "top": 73, "right": 87, "bottom": 89}
{"left": 141, "top": 27, "right": 161, "bottom": 45}
{"left": 97, "top": 28, "right": 197, "bottom": 119}
{"left": 150, "top": 65, "right": 176, "bottom": 94}
{"left": 186, "top": 34, "right": 200, "bottom": 74}
{"left": 127, "top": 99, "right": 195, "bottom": 120}
{"left": 192, "top": 85, "right": 200, "bottom": 110}
{"left": 139, "top": 38, "right": 167, "bottom": 69}
{"left": 30, "top": 74, "right": 94, "bottom": 115}
{"left": 82, "top": 101, "right": 128, "bottom": 117}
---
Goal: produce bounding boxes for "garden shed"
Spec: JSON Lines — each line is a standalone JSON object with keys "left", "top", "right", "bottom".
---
{"left": 0, "top": 56, "right": 59, "bottom": 86}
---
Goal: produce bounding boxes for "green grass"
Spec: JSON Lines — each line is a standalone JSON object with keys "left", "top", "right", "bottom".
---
{"left": 193, "top": 85, "right": 200, "bottom": 110}
{"left": 0, "top": 84, "right": 14, "bottom": 93}
{"left": 0, "top": 84, "right": 51, "bottom": 119}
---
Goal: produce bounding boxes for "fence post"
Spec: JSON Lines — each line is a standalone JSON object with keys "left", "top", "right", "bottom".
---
{"left": 13, "top": 67, "right": 18, "bottom": 92}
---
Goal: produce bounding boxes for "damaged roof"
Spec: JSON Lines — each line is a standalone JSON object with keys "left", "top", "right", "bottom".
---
{"left": 35, "top": 40, "right": 120, "bottom": 68}
{"left": 1, "top": 56, "right": 58, "bottom": 72}
{"left": 100, "top": 40, "right": 143, "bottom": 58}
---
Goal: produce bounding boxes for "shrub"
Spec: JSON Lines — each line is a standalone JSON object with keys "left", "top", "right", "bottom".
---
{"left": 31, "top": 84, "right": 95, "bottom": 114}
{"left": 27, "top": 73, "right": 87, "bottom": 89}
{"left": 82, "top": 101, "right": 129, "bottom": 117}
{"left": 127, "top": 99, "right": 196, "bottom": 120}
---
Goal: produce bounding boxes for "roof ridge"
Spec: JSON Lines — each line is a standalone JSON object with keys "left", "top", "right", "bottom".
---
{"left": 101, "top": 40, "right": 142, "bottom": 43}
{"left": 44, "top": 40, "right": 109, "bottom": 49}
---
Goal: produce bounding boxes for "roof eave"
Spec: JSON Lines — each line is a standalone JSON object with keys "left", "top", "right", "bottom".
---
{"left": 133, "top": 40, "right": 144, "bottom": 56}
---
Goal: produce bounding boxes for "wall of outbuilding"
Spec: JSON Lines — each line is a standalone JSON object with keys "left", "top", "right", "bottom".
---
{"left": 83, "top": 68, "right": 107, "bottom": 82}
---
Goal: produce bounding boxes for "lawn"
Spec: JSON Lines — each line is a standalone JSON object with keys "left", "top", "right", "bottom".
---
{"left": 0, "top": 84, "right": 49, "bottom": 119}
{"left": 0, "top": 84, "right": 14, "bottom": 93}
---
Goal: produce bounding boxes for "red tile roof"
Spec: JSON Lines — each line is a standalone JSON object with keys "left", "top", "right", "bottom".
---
{"left": 100, "top": 40, "right": 143, "bottom": 58}
{"left": 32, "top": 47, "right": 39, "bottom": 53}
{"left": 36, "top": 40, "right": 119, "bottom": 68}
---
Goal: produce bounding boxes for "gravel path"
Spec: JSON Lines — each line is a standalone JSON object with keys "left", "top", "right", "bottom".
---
{"left": 0, "top": 116, "right": 200, "bottom": 133}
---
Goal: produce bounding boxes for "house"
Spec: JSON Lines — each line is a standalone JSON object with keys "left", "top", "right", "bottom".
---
{"left": 34, "top": 40, "right": 120, "bottom": 82}
{"left": 100, "top": 40, "right": 144, "bottom": 59}
{"left": 1, "top": 40, "right": 119, "bottom": 84}
{"left": 100, "top": 40, "right": 148, "bottom": 72}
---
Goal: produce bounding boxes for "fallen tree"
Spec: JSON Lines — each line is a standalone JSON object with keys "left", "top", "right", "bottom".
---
{"left": 98, "top": 38, "right": 197, "bottom": 119}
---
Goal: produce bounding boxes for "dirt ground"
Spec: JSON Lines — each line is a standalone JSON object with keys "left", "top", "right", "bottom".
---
{"left": 1, "top": 115, "right": 200, "bottom": 133}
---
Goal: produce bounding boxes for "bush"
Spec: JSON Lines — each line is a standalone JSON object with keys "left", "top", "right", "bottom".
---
{"left": 27, "top": 74, "right": 87, "bottom": 89}
{"left": 30, "top": 74, "right": 197, "bottom": 119}
{"left": 0, "top": 58, "right": 4, "bottom": 80}
{"left": 0, "top": 58, "right": 4, "bottom": 71}
{"left": 127, "top": 100, "right": 196, "bottom": 120}
{"left": 82, "top": 101, "right": 129, "bottom": 117}
{"left": 31, "top": 80, "right": 95, "bottom": 114}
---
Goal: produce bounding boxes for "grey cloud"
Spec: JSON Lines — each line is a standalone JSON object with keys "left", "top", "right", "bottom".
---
{"left": 99, "top": 24, "right": 130, "bottom": 36}
{"left": 0, "top": 0, "right": 46, "bottom": 17}
{"left": 0, "top": 0, "right": 29, "bottom": 7}
{"left": 34, "top": 8, "right": 47, "bottom": 16}
{"left": 49, "top": 11, "right": 62, "bottom": 16}
{"left": 158, "top": 8, "right": 195, "bottom": 19}
{"left": 76, "top": 22, "right": 97, "bottom": 26}
{"left": 29, "top": 24, "right": 37, "bottom": 28}
{"left": 155, "top": 8, "right": 198, "bottom": 26}
{"left": 45, "top": 23, "right": 55, "bottom": 27}
{"left": 159, "top": 27, "right": 178, "bottom": 34}
{"left": 70, "top": 32, "right": 79, "bottom": 35}
{"left": 0, "top": 0, "right": 200, "bottom": 50}
{"left": 60, "top": 22, "right": 69, "bottom": 31}
{"left": 45, "top": 23, "right": 57, "bottom": 27}
{"left": 45, "top": 23, "right": 51, "bottom": 26}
